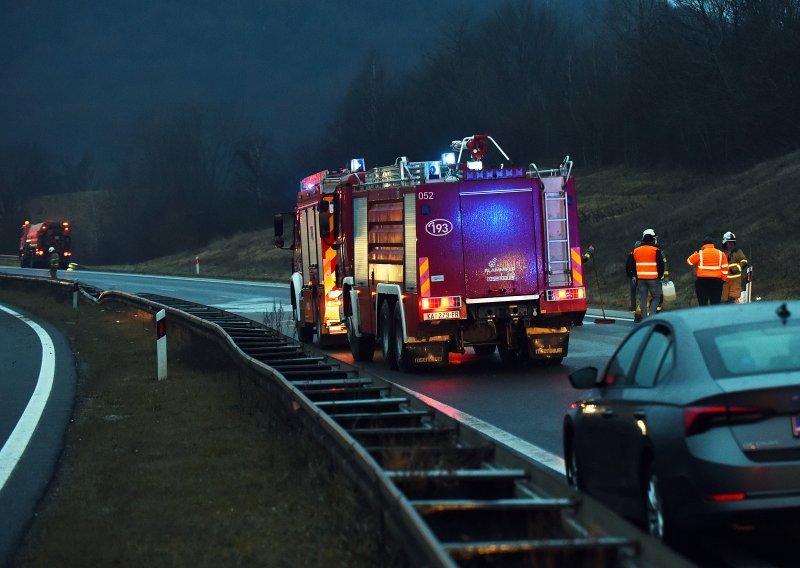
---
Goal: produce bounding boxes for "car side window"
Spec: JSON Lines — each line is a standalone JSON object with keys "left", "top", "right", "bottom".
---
{"left": 631, "top": 326, "right": 672, "bottom": 387}
{"left": 656, "top": 343, "right": 675, "bottom": 382}
{"left": 605, "top": 326, "right": 650, "bottom": 387}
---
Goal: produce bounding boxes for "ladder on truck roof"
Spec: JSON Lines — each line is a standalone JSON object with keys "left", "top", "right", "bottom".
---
{"left": 363, "top": 159, "right": 433, "bottom": 190}
{"left": 543, "top": 190, "right": 571, "bottom": 287}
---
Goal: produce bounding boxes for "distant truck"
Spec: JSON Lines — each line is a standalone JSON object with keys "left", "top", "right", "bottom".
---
{"left": 19, "top": 220, "right": 73, "bottom": 268}
{"left": 276, "top": 134, "right": 588, "bottom": 371}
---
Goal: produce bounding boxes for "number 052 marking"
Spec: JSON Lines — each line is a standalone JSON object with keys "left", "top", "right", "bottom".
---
{"left": 418, "top": 191, "right": 434, "bottom": 200}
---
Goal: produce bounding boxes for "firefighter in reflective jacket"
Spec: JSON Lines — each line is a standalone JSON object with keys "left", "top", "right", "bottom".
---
{"left": 687, "top": 236, "right": 728, "bottom": 306}
{"left": 48, "top": 246, "right": 59, "bottom": 279}
{"left": 721, "top": 231, "right": 748, "bottom": 303}
{"left": 631, "top": 230, "right": 665, "bottom": 322}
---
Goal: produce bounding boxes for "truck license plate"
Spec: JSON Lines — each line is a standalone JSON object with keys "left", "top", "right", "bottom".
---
{"left": 423, "top": 310, "right": 460, "bottom": 321}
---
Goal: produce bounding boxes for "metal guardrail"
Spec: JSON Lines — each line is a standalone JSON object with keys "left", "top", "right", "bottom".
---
{"left": 0, "top": 274, "right": 694, "bottom": 567}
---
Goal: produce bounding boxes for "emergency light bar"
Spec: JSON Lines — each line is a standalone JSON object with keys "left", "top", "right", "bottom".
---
{"left": 546, "top": 287, "right": 585, "bottom": 301}
{"left": 301, "top": 170, "right": 327, "bottom": 191}
{"left": 441, "top": 152, "right": 456, "bottom": 165}
{"left": 350, "top": 158, "right": 365, "bottom": 172}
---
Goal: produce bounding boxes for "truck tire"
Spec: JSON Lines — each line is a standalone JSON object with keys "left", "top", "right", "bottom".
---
{"left": 347, "top": 315, "right": 375, "bottom": 362}
{"left": 379, "top": 301, "right": 397, "bottom": 369}
{"left": 472, "top": 344, "right": 497, "bottom": 356}
{"left": 393, "top": 303, "right": 415, "bottom": 373}
{"left": 297, "top": 322, "right": 314, "bottom": 344}
{"left": 499, "top": 344, "right": 527, "bottom": 366}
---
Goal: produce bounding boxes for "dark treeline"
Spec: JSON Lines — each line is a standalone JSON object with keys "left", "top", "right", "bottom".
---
{"left": 0, "top": 102, "right": 288, "bottom": 263}
{"left": 2, "top": 0, "right": 799, "bottom": 264}
{"left": 314, "top": 0, "right": 800, "bottom": 173}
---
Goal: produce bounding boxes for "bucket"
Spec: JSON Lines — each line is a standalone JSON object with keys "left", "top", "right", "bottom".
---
{"left": 661, "top": 280, "right": 676, "bottom": 302}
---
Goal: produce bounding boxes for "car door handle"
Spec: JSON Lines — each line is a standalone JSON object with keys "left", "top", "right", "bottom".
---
{"left": 602, "top": 409, "right": 614, "bottom": 418}
{"left": 633, "top": 410, "right": 646, "bottom": 420}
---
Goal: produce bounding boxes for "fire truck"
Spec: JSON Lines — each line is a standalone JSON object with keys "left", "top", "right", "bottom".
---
{"left": 19, "top": 220, "right": 73, "bottom": 269}
{"left": 275, "top": 134, "right": 587, "bottom": 371}
{"left": 274, "top": 170, "right": 349, "bottom": 347}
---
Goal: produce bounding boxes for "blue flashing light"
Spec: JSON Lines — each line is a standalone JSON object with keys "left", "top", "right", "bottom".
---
{"left": 350, "top": 158, "right": 365, "bottom": 172}
{"left": 428, "top": 161, "right": 441, "bottom": 177}
{"left": 441, "top": 152, "right": 456, "bottom": 165}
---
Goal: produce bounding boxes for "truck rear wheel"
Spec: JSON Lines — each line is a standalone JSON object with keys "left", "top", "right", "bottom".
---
{"left": 499, "top": 345, "right": 527, "bottom": 366}
{"left": 347, "top": 315, "right": 375, "bottom": 361}
{"left": 393, "top": 304, "right": 415, "bottom": 373}
{"left": 472, "top": 344, "right": 497, "bottom": 356}
{"left": 380, "top": 301, "right": 397, "bottom": 369}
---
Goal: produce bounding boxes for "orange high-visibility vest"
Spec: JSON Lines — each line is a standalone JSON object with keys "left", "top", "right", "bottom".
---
{"left": 687, "top": 244, "right": 728, "bottom": 280}
{"left": 633, "top": 244, "right": 660, "bottom": 279}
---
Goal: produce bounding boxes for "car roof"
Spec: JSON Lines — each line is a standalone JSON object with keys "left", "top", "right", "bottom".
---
{"left": 646, "top": 300, "right": 799, "bottom": 332}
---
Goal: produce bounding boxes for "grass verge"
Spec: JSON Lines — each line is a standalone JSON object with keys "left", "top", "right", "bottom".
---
{"left": 1, "top": 284, "right": 389, "bottom": 567}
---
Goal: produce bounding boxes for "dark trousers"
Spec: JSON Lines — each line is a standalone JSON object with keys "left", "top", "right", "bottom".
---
{"left": 695, "top": 277, "right": 723, "bottom": 306}
{"left": 629, "top": 278, "right": 637, "bottom": 311}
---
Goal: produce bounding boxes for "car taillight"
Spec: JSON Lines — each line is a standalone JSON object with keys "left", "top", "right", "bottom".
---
{"left": 683, "top": 405, "right": 769, "bottom": 436}
{"left": 704, "top": 492, "right": 746, "bottom": 502}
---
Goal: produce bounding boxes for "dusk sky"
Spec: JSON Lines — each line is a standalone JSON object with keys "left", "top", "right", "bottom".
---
{"left": 1, "top": 1, "right": 498, "bottom": 161}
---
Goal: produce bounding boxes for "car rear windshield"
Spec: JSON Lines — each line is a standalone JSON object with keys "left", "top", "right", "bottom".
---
{"left": 695, "top": 321, "right": 800, "bottom": 379}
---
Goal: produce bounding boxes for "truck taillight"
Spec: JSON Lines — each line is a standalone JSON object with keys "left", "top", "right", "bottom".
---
{"left": 64, "top": 251, "right": 72, "bottom": 256}
{"left": 421, "top": 296, "right": 462, "bottom": 310}
{"left": 546, "top": 287, "right": 585, "bottom": 301}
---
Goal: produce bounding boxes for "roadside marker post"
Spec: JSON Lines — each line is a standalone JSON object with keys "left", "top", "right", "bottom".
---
{"left": 72, "top": 282, "right": 78, "bottom": 309}
{"left": 156, "top": 309, "right": 167, "bottom": 380}
{"left": 195, "top": 256, "right": 200, "bottom": 275}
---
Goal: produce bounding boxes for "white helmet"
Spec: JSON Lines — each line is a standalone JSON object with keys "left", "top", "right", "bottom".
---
{"left": 642, "top": 228, "right": 657, "bottom": 244}
{"left": 722, "top": 231, "right": 736, "bottom": 244}
{"left": 48, "top": 247, "right": 55, "bottom": 253}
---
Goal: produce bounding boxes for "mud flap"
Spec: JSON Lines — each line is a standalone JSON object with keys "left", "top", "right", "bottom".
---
{"left": 405, "top": 342, "right": 449, "bottom": 368}
{"left": 525, "top": 326, "right": 570, "bottom": 361}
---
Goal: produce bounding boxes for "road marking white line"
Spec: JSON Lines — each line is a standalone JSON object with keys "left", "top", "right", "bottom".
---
{"left": 391, "top": 382, "right": 566, "bottom": 476}
{"left": 0, "top": 305, "right": 56, "bottom": 491}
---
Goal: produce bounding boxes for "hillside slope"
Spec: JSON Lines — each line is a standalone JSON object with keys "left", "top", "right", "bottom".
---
{"left": 579, "top": 150, "right": 800, "bottom": 308}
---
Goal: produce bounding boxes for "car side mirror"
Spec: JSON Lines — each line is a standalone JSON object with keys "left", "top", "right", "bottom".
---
{"left": 568, "top": 366, "right": 599, "bottom": 389}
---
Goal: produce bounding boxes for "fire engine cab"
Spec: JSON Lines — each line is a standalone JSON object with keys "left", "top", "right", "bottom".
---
{"left": 275, "top": 169, "right": 349, "bottom": 347}
{"left": 275, "top": 135, "right": 587, "bottom": 371}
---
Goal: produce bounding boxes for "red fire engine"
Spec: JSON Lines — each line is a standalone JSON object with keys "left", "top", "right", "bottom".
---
{"left": 276, "top": 135, "right": 587, "bottom": 371}
{"left": 19, "top": 220, "right": 73, "bottom": 269}
{"left": 274, "top": 170, "right": 349, "bottom": 347}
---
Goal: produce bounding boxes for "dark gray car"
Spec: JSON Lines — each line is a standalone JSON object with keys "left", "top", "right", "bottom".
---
{"left": 563, "top": 301, "right": 800, "bottom": 541}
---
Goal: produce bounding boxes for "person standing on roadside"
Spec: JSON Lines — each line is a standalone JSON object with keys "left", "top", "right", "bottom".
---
{"left": 721, "top": 231, "right": 748, "bottom": 303}
{"left": 631, "top": 229, "right": 665, "bottom": 322}
{"left": 625, "top": 239, "right": 641, "bottom": 313}
{"left": 687, "top": 236, "right": 728, "bottom": 305}
{"left": 48, "top": 246, "right": 59, "bottom": 279}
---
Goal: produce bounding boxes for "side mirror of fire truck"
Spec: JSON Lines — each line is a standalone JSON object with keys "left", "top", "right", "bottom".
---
{"left": 319, "top": 210, "right": 331, "bottom": 239}
{"left": 273, "top": 214, "right": 284, "bottom": 248}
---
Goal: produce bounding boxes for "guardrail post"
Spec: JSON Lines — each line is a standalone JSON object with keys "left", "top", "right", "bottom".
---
{"left": 72, "top": 282, "right": 78, "bottom": 309}
{"left": 195, "top": 256, "right": 200, "bottom": 276}
{"left": 156, "top": 309, "right": 167, "bottom": 380}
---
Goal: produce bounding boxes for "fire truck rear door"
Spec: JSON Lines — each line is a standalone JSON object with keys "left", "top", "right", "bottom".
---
{"left": 459, "top": 186, "right": 539, "bottom": 300}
